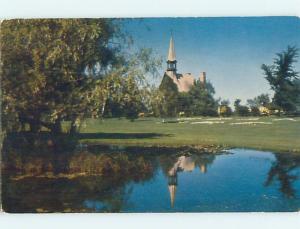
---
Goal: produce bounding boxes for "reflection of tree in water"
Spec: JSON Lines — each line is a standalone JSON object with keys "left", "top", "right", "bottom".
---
{"left": 2, "top": 141, "right": 159, "bottom": 212}
{"left": 3, "top": 154, "right": 157, "bottom": 212}
{"left": 193, "top": 154, "right": 216, "bottom": 173}
{"left": 2, "top": 136, "right": 221, "bottom": 212}
{"left": 72, "top": 176, "right": 136, "bottom": 212}
{"left": 3, "top": 174, "right": 136, "bottom": 212}
{"left": 265, "top": 153, "right": 300, "bottom": 198}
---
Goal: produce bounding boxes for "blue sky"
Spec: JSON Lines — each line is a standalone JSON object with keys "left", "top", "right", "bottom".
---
{"left": 123, "top": 17, "right": 300, "bottom": 105}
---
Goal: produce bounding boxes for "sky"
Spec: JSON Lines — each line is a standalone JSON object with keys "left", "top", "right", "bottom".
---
{"left": 123, "top": 17, "right": 300, "bottom": 105}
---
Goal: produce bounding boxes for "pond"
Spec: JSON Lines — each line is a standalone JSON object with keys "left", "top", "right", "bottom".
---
{"left": 2, "top": 145, "right": 300, "bottom": 212}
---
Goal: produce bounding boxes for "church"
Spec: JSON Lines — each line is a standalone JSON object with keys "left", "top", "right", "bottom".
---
{"left": 161, "top": 36, "right": 207, "bottom": 92}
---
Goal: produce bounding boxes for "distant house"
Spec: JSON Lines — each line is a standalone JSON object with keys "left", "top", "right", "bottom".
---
{"left": 160, "top": 36, "right": 207, "bottom": 92}
{"left": 258, "top": 106, "right": 270, "bottom": 115}
{"left": 259, "top": 106, "right": 282, "bottom": 116}
{"left": 218, "top": 105, "right": 232, "bottom": 116}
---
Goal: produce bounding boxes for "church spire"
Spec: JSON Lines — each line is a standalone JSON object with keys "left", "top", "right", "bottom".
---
{"left": 168, "top": 36, "right": 176, "bottom": 61}
{"left": 167, "top": 35, "right": 177, "bottom": 72}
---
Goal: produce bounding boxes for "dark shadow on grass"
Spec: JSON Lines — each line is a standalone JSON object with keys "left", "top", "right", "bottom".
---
{"left": 78, "top": 132, "right": 172, "bottom": 140}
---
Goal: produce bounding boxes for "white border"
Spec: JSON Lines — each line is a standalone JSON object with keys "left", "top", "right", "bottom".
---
{"left": 0, "top": 0, "right": 299, "bottom": 18}
{"left": 1, "top": 212, "right": 300, "bottom": 229}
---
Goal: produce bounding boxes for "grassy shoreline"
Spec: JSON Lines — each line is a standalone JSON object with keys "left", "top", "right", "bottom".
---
{"left": 76, "top": 116, "right": 300, "bottom": 153}
{"left": 82, "top": 141, "right": 300, "bottom": 154}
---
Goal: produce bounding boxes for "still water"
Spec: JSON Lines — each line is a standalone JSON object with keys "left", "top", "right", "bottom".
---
{"left": 2, "top": 146, "right": 300, "bottom": 212}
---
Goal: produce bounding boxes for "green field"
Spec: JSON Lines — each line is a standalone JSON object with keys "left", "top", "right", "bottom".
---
{"left": 76, "top": 116, "right": 300, "bottom": 153}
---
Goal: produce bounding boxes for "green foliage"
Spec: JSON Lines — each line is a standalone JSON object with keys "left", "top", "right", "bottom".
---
{"left": 247, "top": 94, "right": 271, "bottom": 108}
{"left": 262, "top": 46, "right": 300, "bottom": 113}
{"left": 154, "top": 77, "right": 218, "bottom": 117}
{"left": 149, "top": 88, "right": 165, "bottom": 117}
{"left": 1, "top": 19, "right": 162, "bottom": 132}
{"left": 295, "top": 79, "right": 300, "bottom": 112}
{"left": 101, "top": 75, "right": 143, "bottom": 120}
{"left": 218, "top": 105, "right": 232, "bottom": 117}
{"left": 234, "top": 99, "right": 250, "bottom": 116}
{"left": 249, "top": 106, "right": 260, "bottom": 116}
{"left": 177, "top": 92, "right": 193, "bottom": 116}
{"left": 100, "top": 48, "right": 162, "bottom": 119}
{"left": 1, "top": 19, "right": 121, "bottom": 133}
{"left": 122, "top": 76, "right": 143, "bottom": 120}
{"left": 186, "top": 80, "right": 218, "bottom": 116}
{"left": 220, "top": 100, "right": 230, "bottom": 106}
{"left": 157, "top": 74, "right": 179, "bottom": 117}
{"left": 247, "top": 94, "right": 271, "bottom": 116}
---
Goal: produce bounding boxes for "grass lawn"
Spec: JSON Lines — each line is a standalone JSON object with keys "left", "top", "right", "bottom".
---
{"left": 76, "top": 116, "right": 300, "bottom": 153}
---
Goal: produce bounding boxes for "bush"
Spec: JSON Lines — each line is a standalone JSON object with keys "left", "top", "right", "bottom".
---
{"left": 249, "top": 106, "right": 260, "bottom": 116}
{"left": 218, "top": 105, "right": 232, "bottom": 117}
{"left": 236, "top": 106, "right": 250, "bottom": 116}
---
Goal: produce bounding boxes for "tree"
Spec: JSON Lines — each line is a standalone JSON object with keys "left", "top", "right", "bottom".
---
{"left": 150, "top": 88, "right": 165, "bottom": 117}
{"left": 234, "top": 99, "right": 249, "bottom": 116}
{"left": 158, "top": 74, "right": 179, "bottom": 117}
{"left": 187, "top": 80, "right": 218, "bottom": 116}
{"left": 218, "top": 100, "right": 232, "bottom": 117}
{"left": 100, "top": 48, "right": 162, "bottom": 119}
{"left": 247, "top": 93, "right": 270, "bottom": 108}
{"left": 261, "top": 46, "right": 300, "bottom": 113}
{"left": 1, "top": 19, "right": 122, "bottom": 134}
{"left": 155, "top": 77, "right": 218, "bottom": 117}
{"left": 220, "top": 100, "right": 230, "bottom": 106}
{"left": 177, "top": 92, "right": 193, "bottom": 116}
{"left": 265, "top": 153, "right": 300, "bottom": 198}
{"left": 121, "top": 76, "right": 143, "bottom": 120}
{"left": 247, "top": 94, "right": 271, "bottom": 116}
{"left": 295, "top": 79, "right": 300, "bottom": 112}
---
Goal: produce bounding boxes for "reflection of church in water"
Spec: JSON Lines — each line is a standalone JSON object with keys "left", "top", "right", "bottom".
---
{"left": 167, "top": 154, "right": 215, "bottom": 208}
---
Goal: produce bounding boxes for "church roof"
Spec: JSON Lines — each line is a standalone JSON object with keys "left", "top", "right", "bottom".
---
{"left": 165, "top": 71, "right": 195, "bottom": 92}
{"left": 167, "top": 36, "right": 176, "bottom": 61}
{"left": 177, "top": 73, "right": 195, "bottom": 92}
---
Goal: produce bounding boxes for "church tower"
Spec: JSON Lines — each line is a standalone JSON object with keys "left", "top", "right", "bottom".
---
{"left": 167, "top": 36, "right": 177, "bottom": 73}
{"left": 162, "top": 34, "right": 204, "bottom": 93}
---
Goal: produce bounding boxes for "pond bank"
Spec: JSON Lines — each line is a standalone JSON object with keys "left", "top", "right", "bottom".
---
{"left": 2, "top": 142, "right": 227, "bottom": 181}
{"left": 82, "top": 142, "right": 300, "bottom": 154}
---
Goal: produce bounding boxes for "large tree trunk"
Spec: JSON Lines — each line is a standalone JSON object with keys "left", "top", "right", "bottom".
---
{"left": 101, "top": 98, "right": 107, "bottom": 117}
{"left": 19, "top": 113, "right": 41, "bottom": 133}
{"left": 26, "top": 115, "right": 41, "bottom": 133}
{"left": 28, "top": 121, "right": 41, "bottom": 133}
{"left": 69, "top": 119, "right": 78, "bottom": 136}
{"left": 50, "top": 119, "right": 62, "bottom": 134}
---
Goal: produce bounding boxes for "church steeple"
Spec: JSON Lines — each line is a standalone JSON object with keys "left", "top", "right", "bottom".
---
{"left": 167, "top": 36, "right": 177, "bottom": 72}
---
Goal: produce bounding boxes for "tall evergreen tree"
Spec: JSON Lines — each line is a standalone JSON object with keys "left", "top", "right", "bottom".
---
{"left": 185, "top": 80, "right": 218, "bottom": 116}
{"left": 261, "top": 46, "right": 299, "bottom": 113}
